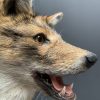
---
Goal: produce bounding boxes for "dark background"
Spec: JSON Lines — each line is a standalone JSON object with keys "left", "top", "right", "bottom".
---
{"left": 33, "top": 0, "right": 100, "bottom": 100}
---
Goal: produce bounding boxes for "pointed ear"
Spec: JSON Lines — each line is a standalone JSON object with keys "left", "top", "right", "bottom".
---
{"left": 47, "top": 12, "right": 63, "bottom": 27}
{"left": 3, "top": 0, "right": 34, "bottom": 15}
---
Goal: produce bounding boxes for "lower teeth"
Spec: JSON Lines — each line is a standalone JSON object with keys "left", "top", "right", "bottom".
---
{"left": 58, "top": 86, "right": 66, "bottom": 96}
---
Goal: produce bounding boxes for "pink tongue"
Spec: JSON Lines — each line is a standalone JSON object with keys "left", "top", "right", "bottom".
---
{"left": 50, "top": 76, "right": 73, "bottom": 97}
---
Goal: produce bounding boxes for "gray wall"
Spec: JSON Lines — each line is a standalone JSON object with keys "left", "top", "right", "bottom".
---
{"left": 33, "top": 0, "right": 100, "bottom": 100}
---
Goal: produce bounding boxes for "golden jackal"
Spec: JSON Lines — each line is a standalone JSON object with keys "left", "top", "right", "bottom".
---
{"left": 0, "top": 0, "right": 97, "bottom": 100}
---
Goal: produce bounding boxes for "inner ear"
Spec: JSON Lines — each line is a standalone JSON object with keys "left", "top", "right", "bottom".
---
{"left": 47, "top": 12, "right": 63, "bottom": 27}
{"left": 3, "top": 0, "right": 17, "bottom": 15}
{"left": 3, "top": 0, "right": 33, "bottom": 15}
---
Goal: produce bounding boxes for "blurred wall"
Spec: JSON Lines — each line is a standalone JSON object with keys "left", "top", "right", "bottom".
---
{"left": 33, "top": 0, "right": 100, "bottom": 100}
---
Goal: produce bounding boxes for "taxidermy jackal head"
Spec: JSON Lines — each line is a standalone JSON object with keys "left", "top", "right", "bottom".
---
{"left": 0, "top": 0, "right": 97, "bottom": 100}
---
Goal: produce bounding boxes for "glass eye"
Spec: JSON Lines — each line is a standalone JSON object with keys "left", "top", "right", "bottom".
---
{"left": 33, "top": 33, "right": 47, "bottom": 43}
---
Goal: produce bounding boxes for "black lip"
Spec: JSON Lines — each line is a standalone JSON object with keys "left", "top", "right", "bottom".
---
{"left": 33, "top": 72, "right": 76, "bottom": 100}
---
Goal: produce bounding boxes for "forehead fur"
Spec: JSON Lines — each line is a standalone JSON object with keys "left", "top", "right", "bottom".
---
{"left": 0, "top": 0, "right": 63, "bottom": 39}
{"left": 0, "top": 13, "right": 60, "bottom": 36}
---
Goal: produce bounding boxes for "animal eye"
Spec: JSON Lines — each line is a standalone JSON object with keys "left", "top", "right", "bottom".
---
{"left": 33, "top": 33, "right": 48, "bottom": 43}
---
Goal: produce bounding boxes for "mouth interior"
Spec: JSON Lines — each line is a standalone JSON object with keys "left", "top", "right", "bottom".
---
{"left": 51, "top": 75, "right": 74, "bottom": 97}
{"left": 35, "top": 72, "right": 75, "bottom": 99}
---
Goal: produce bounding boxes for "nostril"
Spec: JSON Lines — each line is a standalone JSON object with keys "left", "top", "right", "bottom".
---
{"left": 86, "top": 54, "right": 97, "bottom": 64}
{"left": 86, "top": 53, "right": 97, "bottom": 68}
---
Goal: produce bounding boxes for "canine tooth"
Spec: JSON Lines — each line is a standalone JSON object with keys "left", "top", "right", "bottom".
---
{"left": 58, "top": 93, "right": 62, "bottom": 97}
{"left": 71, "top": 83, "right": 74, "bottom": 88}
{"left": 59, "top": 86, "right": 66, "bottom": 96}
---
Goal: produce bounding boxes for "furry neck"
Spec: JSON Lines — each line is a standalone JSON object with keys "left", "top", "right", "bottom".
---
{"left": 0, "top": 72, "right": 37, "bottom": 100}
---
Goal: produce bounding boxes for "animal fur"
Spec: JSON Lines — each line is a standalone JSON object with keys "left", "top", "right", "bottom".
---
{"left": 0, "top": 0, "right": 94, "bottom": 100}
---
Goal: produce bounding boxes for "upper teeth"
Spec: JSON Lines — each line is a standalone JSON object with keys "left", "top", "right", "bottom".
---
{"left": 71, "top": 83, "right": 74, "bottom": 89}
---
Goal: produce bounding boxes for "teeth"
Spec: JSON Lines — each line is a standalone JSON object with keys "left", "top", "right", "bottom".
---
{"left": 71, "top": 83, "right": 74, "bottom": 88}
{"left": 59, "top": 86, "right": 66, "bottom": 96}
{"left": 58, "top": 93, "right": 62, "bottom": 97}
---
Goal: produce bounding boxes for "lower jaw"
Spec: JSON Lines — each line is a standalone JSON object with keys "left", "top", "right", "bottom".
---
{"left": 52, "top": 89, "right": 76, "bottom": 100}
{"left": 32, "top": 72, "right": 76, "bottom": 100}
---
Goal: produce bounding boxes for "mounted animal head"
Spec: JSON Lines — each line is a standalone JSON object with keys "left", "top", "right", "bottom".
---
{"left": 0, "top": 0, "right": 97, "bottom": 100}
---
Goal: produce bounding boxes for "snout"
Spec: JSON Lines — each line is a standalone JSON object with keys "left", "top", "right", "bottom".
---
{"left": 85, "top": 53, "right": 97, "bottom": 68}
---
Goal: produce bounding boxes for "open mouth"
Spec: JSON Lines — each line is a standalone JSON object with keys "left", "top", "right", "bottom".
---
{"left": 33, "top": 72, "right": 76, "bottom": 100}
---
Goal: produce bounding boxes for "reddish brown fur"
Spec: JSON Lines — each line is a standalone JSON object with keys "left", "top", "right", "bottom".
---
{"left": 0, "top": 0, "right": 93, "bottom": 100}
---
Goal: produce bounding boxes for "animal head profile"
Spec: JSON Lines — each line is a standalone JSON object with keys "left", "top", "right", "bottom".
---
{"left": 0, "top": 0, "right": 97, "bottom": 100}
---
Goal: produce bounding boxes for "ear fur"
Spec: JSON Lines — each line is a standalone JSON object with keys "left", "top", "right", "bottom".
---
{"left": 1, "top": 0, "right": 34, "bottom": 15}
{"left": 47, "top": 12, "right": 63, "bottom": 27}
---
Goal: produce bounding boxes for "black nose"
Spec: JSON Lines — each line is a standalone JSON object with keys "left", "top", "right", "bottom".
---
{"left": 86, "top": 53, "right": 97, "bottom": 68}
